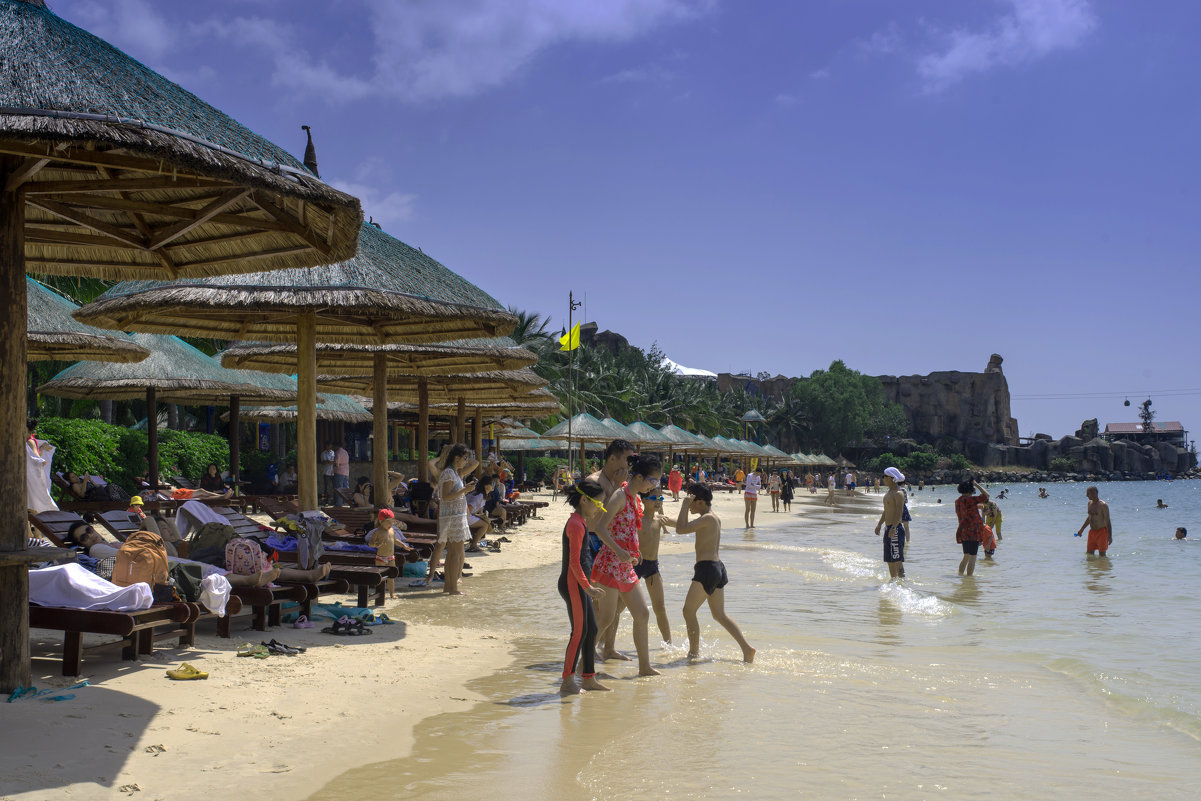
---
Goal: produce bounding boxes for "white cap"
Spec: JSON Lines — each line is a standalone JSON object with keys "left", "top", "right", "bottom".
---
{"left": 884, "top": 466, "right": 905, "bottom": 483}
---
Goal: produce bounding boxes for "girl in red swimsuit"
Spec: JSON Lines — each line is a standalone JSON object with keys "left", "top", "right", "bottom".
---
{"left": 591, "top": 454, "right": 664, "bottom": 677}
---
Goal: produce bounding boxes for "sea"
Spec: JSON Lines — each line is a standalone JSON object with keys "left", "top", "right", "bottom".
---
{"left": 309, "top": 480, "right": 1201, "bottom": 801}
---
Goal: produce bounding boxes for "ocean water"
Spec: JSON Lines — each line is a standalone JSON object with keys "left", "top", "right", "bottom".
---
{"left": 309, "top": 481, "right": 1201, "bottom": 801}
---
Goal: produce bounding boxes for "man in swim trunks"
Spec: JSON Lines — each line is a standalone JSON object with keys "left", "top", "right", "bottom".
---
{"left": 1076, "top": 486, "right": 1113, "bottom": 557}
{"left": 637, "top": 490, "right": 672, "bottom": 644}
{"left": 874, "top": 466, "right": 908, "bottom": 579}
{"left": 668, "top": 483, "right": 755, "bottom": 663}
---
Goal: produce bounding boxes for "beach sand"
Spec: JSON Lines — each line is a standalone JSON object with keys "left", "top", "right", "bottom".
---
{"left": 0, "top": 484, "right": 852, "bottom": 801}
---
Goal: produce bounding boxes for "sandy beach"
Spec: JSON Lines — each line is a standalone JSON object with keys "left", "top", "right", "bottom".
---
{"left": 2, "top": 486, "right": 808, "bottom": 801}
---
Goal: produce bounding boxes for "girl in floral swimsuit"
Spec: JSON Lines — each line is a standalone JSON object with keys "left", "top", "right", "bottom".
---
{"left": 591, "top": 454, "right": 664, "bottom": 677}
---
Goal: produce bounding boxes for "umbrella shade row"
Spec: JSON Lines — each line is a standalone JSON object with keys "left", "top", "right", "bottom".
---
{"left": 26, "top": 276, "right": 149, "bottom": 363}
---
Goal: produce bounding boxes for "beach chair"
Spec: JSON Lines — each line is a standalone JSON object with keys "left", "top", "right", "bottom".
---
{"left": 49, "top": 472, "right": 130, "bottom": 513}
{"left": 247, "top": 495, "right": 299, "bottom": 518}
{"left": 29, "top": 602, "right": 196, "bottom": 676}
{"left": 333, "top": 486, "right": 357, "bottom": 506}
{"left": 91, "top": 510, "right": 146, "bottom": 542}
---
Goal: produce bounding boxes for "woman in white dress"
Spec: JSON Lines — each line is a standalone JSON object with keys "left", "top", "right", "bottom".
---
{"left": 428, "top": 444, "right": 479, "bottom": 595}
{"left": 26, "top": 418, "right": 58, "bottom": 513}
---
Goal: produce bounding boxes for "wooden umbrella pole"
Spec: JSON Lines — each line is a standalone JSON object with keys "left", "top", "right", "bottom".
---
{"left": 147, "top": 385, "right": 158, "bottom": 490}
{"left": 297, "top": 313, "right": 318, "bottom": 512}
{"left": 417, "top": 378, "right": 429, "bottom": 482}
{"left": 456, "top": 397, "right": 467, "bottom": 446}
{"left": 229, "top": 394, "right": 241, "bottom": 491}
{"left": 0, "top": 157, "right": 31, "bottom": 692}
{"left": 373, "top": 353, "right": 389, "bottom": 510}
{"left": 473, "top": 409, "right": 483, "bottom": 477}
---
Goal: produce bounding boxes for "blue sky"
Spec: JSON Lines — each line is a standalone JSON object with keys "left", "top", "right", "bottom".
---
{"left": 52, "top": 0, "right": 1200, "bottom": 442}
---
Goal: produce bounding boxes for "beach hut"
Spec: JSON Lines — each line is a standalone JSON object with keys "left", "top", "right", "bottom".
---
{"left": 26, "top": 277, "right": 150, "bottom": 364}
{"left": 76, "top": 222, "right": 518, "bottom": 514}
{"left": 0, "top": 0, "right": 363, "bottom": 690}
{"left": 38, "top": 333, "right": 298, "bottom": 487}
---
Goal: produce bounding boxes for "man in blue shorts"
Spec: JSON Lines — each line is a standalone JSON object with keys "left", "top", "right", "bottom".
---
{"left": 874, "top": 466, "right": 907, "bottom": 579}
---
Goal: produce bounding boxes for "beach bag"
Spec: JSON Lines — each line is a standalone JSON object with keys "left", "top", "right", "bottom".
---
{"left": 191, "top": 522, "right": 236, "bottom": 553}
{"left": 86, "top": 481, "right": 129, "bottom": 502}
{"left": 402, "top": 560, "right": 428, "bottom": 578}
{"left": 296, "top": 511, "right": 327, "bottom": 571}
{"left": 111, "top": 530, "right": 169, "bottom": 588}
{"left": 168, "top": 562, "right": 205, "bottom": 603}
{"left": 225, "top": 537, "right": 271, "bottom": 576}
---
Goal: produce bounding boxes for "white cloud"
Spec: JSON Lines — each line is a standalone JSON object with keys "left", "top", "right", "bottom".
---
{"left": 774, "top": 92, "right": 798, "bottom": 106}
{"left": 332, "top": 180, "right": 418, "bottom": 229}
{"left": 858, "top": 23, "right": 903, "bottom": 57}
{"left": 809, "top": 68, "right": 831, "bottom": 80}
{"left": 69, "top": 0, "right": 177, "bottom": 63}
{"left": 191, "top": 0, "right": 712, "bottom": 104}
{"left": 599, "top": 64, "right": 675, "bottom": 85}
{"left": 917, "top": 0, "right": 1097, "bottom": 92}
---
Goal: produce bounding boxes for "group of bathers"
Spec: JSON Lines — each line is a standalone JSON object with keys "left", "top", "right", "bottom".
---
{"left": 589, "top": 530, "right": 728, "bottom": 595}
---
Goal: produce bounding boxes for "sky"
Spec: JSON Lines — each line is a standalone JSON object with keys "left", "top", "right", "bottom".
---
{"left": 50, "top": 0, "right": 1201, "bottom": 443}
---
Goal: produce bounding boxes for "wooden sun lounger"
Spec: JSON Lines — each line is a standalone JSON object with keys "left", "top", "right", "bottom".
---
{"left": 29, "top": 602, "right": 195, "bottom": 676}
{"left": 91, "top": 509, "right": 145, "bottom": 542}
{"left": 245, "top": 494, "right": 299, "bottom": 517}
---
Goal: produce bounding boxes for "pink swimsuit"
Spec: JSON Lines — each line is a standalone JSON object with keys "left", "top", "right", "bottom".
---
{"left": 590, "top": 484, "right": 643, "bottom": 592}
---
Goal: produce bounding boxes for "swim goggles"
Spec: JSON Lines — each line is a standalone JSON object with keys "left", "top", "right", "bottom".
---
{"left": 584, "top": 494, "right": 607, "bottom": 514}
{"left": 641, "top": 494, "right": 665, "bottom": 502}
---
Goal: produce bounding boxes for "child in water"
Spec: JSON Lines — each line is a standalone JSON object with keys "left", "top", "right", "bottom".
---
{"left": 666, "top": 483, "right": 755, "bottom": 663}
{"left": 637, "top": 489, "right": 672, "bottom": 645}
{"left": 558, "top": 479, "right": 610, "bottom": 695}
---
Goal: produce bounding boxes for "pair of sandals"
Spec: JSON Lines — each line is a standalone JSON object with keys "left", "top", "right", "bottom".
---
{"left": 322, "top": 615, "right": 372, "bottom": 636}
{"left": 237, "top": 639, "right": 305, "bottom": 658}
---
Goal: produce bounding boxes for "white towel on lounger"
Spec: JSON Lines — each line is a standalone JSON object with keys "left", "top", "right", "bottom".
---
{"left": 29, "top": 563, "right": 153, "bottom": 611}
{"left": 199, "top": 574, "right": 231, "bottom": 617}
{"left": 176, "top": 499, "right": 227, "bottom": 537}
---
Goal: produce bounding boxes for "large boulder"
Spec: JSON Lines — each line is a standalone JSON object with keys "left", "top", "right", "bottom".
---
{"left": 1082, "top": 437, "right": 1113, "bottom": 472}
{"left": 1075, "top": 419, "right": 1099, "bottom": 440}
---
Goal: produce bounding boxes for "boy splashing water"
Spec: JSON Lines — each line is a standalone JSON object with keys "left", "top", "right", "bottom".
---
{"left": 667, "top": 483, "right": 755, "bottom": 663}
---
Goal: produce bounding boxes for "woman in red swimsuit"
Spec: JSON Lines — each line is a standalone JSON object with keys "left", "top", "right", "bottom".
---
{"left": 591, "top": 454, "right": 664, "bottom": 677}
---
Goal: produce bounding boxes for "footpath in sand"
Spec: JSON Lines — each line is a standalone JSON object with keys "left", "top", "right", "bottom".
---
{"left": 0, "top": 484, "right": 873, "bottom": 801}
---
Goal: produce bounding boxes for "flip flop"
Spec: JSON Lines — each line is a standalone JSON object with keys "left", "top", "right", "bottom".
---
{"left": 268, "top": 638, "right": 306, "bottom": 654}
{"left": 7, "top": 686, "right": 36, "bottom": 702}
{"left": 376, "top": 612, "right": 395, "bottom": 624}
{"left": 408, "top": 579, "right": 429, "bottom": 587}
{"left": 293, "top": 615, "right": 314, "bottom": 629}
{"left": 262, "top": 640, "right": 298, "bottom": 656}
{"left": 236, "top": 642, "right": 257, "bottom": 657}
{"left": 166, "top": 662, "right": 209, "bottom": 680}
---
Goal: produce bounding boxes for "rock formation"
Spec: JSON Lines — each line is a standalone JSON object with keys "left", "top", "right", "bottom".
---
{"left": 877, "top": 354, "right": 1019, "bottom": 446}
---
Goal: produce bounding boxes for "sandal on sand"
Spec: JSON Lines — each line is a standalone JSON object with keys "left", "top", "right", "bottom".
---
{"left": 262, "top": 640, "right": 298, "bottom": 656}
{"left": 268, "top": 638, "right": 306, "bottom": 654}
{"left": 166, "top": 662, "right": 209, "bottom": 680}
{"left": 498, "top": 536, "right": 512, "bottom": 543}
{"left": 293, "top": 615, "right": 314, "bottom": 629}
{"left": 348, "top": 620, "right": 372, "bottom": 635}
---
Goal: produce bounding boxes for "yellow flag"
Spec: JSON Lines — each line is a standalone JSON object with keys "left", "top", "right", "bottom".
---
{"left": 559, "top": 322, "right": 581, "bottom": 351}
{"left": 750, "top": 458, "right": 758, "bottom": 471}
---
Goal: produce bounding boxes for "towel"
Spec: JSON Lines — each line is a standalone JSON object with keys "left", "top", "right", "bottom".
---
{"left": 177, "top": 500, "right": 227, "bottom": 537}
{"left": 29, "top": 563, "right": 152, "bottom": 611}
{"left": 199, "top": 574, "right": 232, "bottom": 617}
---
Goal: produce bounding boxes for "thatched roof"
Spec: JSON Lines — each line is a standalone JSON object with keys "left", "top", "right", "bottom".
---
{"left": 625, "top": 421, "right": 676, "bottom": 446}
{"left": 315, "top": 369, "right": 547, "bottom": 400}
{"left": 2, "top": 0, "right": 360, "bottom": 279}
{"left": 26, "top": 276, "right": 149, "bottom": 363}
{"left": 37, "top": 332, "right": 297, "bottom": 404}
{"left": 599, "top": 418, "right": 640, "bottom": 442}
{"left": 357, "top": 396, "right": 560, "bottom": 419}
{"left": 499, "top": 437, "right": 565, "bottom": 452}
{"left": 737, "top": 440, "right": 775, "bottom": 458}
{"left": 709, "top": 435, "right": 744, "bottom": 456}
{"left": 659, "top": 424, "right": 711, "bottom": 450}
{"left": 74, "top": 222, "right": 517, "bottom": 343}
{"left": 222, "top": 393, "right": 371, "bottom": 424}
{"left": 542, "top": 413, "right": 618, "bottom": 443}
{"left": 219, "top": 336, "right": 537, "bottom": 376}
{"left": 760, "top": 444, "right": 796, "bottom": 462}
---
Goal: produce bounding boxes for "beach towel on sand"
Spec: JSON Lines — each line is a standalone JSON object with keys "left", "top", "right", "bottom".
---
{"left": 29, "top": 563, "right": 153, "bottom": 611}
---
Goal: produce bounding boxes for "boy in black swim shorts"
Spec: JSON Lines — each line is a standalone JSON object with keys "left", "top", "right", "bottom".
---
{"left": 665, "top": 483, "right": 755, "bottom": 663}
{"left": 637, "top": 491, "right": 672, "bottom": 644}
{"left": 874, "top": 466, "right": 908, "bottom": 579}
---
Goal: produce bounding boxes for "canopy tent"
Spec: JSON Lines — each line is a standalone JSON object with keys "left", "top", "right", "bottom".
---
{"left": 26, "top": 277, "right": 149, "bottom": 363}
{"left": 75, "top": 221, "right": 518, "bottom": 513}
{"left": 0, "top": 0, "right": 365, "bottom": 692}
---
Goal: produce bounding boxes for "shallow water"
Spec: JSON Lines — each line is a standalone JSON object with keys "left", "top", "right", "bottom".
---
{"left": 308, "top": 481, "right": 1201, "bottom": 800}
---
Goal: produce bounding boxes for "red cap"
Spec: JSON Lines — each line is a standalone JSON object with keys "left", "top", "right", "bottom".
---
{"left": 377, "top": 509, "right": 395, "bottom": 520}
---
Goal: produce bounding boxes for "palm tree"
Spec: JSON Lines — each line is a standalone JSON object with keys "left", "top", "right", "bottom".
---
{"left": 506, "top": 306, "right": 555, "bottom": 353}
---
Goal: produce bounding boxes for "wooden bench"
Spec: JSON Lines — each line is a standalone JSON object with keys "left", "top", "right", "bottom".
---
{"left": 29, "top": 602, "right": 195, "bottom": 676}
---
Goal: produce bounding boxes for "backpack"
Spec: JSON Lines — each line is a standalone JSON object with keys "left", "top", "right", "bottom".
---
{"left": 296, "top": 511, "right": 327, "bottom": 571}
{"left": 225, "top": 537, "right": 271, "bottom": 575}
{"left": 111, "top": 530, "right": 169, "bottom": 588}
{"left": 168, "top": 562, "right": 204, "bottom": 602}
{"left": 191, "top": 522, "right": 236, "bottom": 553}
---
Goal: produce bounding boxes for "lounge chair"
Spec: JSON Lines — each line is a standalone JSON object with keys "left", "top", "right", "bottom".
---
{"left": 29, "top": 601, "right": 196, "bottom": 677}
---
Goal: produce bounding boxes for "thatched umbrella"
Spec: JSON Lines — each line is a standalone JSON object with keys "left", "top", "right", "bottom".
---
{"left": 26, "top": 277, "right": 149, "bottom": 363}
{"left": 75, "top": 221, "right": 517, "bottom": 513}
{"left": 223, "top": 393, "right": 371, "bottom": 425}
{"left": 625, "top": 421, "right": 675, "bottom": 449}
{"left": 0, "top": 0, "right": 365, "bottom": 691}
{"left": 220, "top": 335, "right": 536, "bottom": 492}
{"left": 38, "top": 333, "right": 296, "bottom": 487}
{"left": 542, "top": 412, "right": 619, "bottom": 469}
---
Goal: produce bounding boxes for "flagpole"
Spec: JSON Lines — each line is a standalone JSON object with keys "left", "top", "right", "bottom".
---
{"left": 564, "top": 291, "right": 582, "bottom": 480}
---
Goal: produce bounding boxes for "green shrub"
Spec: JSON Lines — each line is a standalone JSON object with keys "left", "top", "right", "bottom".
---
{"left": 512, "top": 455, "right": 562, "bottom": 482}
{"left": 908, "top": 451, "right": 938, "bottom": 472}
{"left": 158, "top": 429, "right": 229, "bottom": 482}
{"left": 948, "top": 453, "right": 971, "bottom": 471}
{"left": 1049, "top": 456, "right": 1078, "bottom": 473}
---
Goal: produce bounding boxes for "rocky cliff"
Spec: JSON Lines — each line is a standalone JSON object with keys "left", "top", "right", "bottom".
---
{"left": 877, "top": 354, "right": 1019, "bottom": 446}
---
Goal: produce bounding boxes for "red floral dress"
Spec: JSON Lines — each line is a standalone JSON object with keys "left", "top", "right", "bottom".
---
{"left": 590, "top": 484, "right": 643, "bottom": 592}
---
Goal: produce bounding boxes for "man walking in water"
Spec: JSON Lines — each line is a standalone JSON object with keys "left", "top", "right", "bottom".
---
{"left": 1076, "top": 486, "right": 1113, "bottom": 557}
{"left": 874, "top": 466, "right": 907, "bottom": 579}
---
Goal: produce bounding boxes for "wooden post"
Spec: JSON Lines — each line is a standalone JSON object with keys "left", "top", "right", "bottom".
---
{"left": 147, "top": 386, "right": 159, "bottom": 489}
{"left": 417, "top": 379, "right": 429, "bottom": 482}
{"left": 229, "top": 394, "right": 241, "bottom": 487}
{"left": 456, "top": 397, "right": 467, "bottom": 446}
{"left": 373, "top": 353, "right": 388, "bottom": 509}
{"left": 296, "top": 313, "right": 318, "bottom": 512}
{"left": 473, "top": 409, "right": 483, "bottom": 477}
{"left": 0, "top": 156, "right": 30, "bottom": 692}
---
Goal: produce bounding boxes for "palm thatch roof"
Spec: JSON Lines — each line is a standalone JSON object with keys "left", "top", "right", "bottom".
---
{"left": 736, "top": 439, "right": 775, "bottom": 458}
{"left": 498, "top": 437, "right": 565, "bottom": 452}
{"left": 362, "top": 397, "right": 561, "bottom": 419}
{"left": 658, "top": 424, "right": 713, "bottom": 450}
{"left": 711, "top": 435, "right": 747, "bottom": 456}
{"left": 599, "top": 418, "right": 640, "bottom": 442}
{"left": 760, "top": 443, "right": 796, "bottom": 462}
{"left": 2, "top": 0, "right": 360, "bottom": 279}
{"left": 26, "top": 276, "right": 149, "bottom": 363}
{"left": 37, "top": 332, "right": 297, "bottom": 404}
{"left": 219, "top": 335, "right": 536, "bottom": 376}
{"left": 494, "top": 420, "right": 542, "bottom": 438}
{"left": 625, "top": 421, "right": 676, "bottom": 447}
{"left": 74, "top": 222, "right": 517, "bottom": 343}
{"left": 222, "top": 393, "right": 371, "bottom": 424}
{"left": 740, "top": 409, "right": 768, "bottom": 423}
{"left": 542, "top": 413, "right": 620, "bottom": 443}
{"left": 315, "top": 369, "right": 547, "bottom": 400}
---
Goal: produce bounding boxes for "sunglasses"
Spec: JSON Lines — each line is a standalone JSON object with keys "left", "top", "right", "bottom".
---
{"left": 642, "top": 495, "right": 665, "bottom": 502}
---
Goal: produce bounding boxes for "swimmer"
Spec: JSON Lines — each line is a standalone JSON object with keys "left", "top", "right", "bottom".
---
{"left": 1175, "top": 527, "right": 1187, "bottom": 540}
{"left": 638, "top": 490, "right": 672, "bottom": 645}
{"left": 874, "top": 466, "right": 908, "bottom": 579}
{"left": 558, "top": 479, "right": 610, "bottom": 695}
{"left": 1076, "top": 486, "right": 1113, "bottom": 557}
{"left": 1157, "top": 499, "right": 1168, "bottom": 509}
{"left": 674, "top": 483, "right": 755, "bottom": 663}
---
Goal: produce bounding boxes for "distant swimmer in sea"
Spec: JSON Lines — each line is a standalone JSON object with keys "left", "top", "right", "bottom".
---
{"left": 996, "top": 489, "right": 1008, "bottom": 500}
{"left": 1038, "top": 487, "right": 1049, "bottom": 499}
{"left": 1175, "top": 527, "right": 1187, "bottom": 540}
{"left": 671, "top": 483, "right": 755, "bottom": 663}
{"left": 1076, "top": 486, "right": 1113, "bottom": 557}
{"left": 1157, "top": 499, "right": 1168, "bottom": 509}
{"left": 874, "top": 466, "right": 908, "bottom": 579}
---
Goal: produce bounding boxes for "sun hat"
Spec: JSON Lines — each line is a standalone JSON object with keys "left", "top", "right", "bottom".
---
{"left": 883, "top": 467, "right": 905, "bottom": 483}
{"left": 377, "top": 508, "right": 395, "bottom": 520}
{"left": 129, "top": 496, "right": 144, "bottom": 506}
